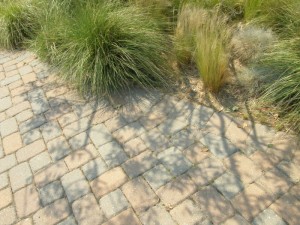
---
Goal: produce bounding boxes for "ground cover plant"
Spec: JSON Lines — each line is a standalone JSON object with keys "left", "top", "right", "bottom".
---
{"left": 0, "top": 0, "right": 38, "bottom": 49}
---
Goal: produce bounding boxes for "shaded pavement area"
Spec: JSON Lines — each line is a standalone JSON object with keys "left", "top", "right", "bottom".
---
{"left": 0, "top": 51, "right": 299, "bottom": 225}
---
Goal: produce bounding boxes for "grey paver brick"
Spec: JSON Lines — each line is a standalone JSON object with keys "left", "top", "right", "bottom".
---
{"left": 0, "top": 117, "right": 18, "bottom": 137}
{"left": 141, "top": 204, "right": 177, "bottom": 225}
{"left": 88, "top": 124, "right": 114, "bottom": 148}
{"left": 41, "top": 121, "right": 62, "bottom": 142}
{"left": 143, "top": 164, "right": 173, "bottom": 190}
{"left": 213, "top": 172, "right": 244, "bottom": 199}
{"left": 170, "top": 199, "right": 206, "bottom": 225}
{"left": 81, "top": 157, "right": 108, "bottom": 181}
{"left": 0, "top": 173, "right": 9, "bottom": 190}
{"left": 19, "top": 65, "right": 33, "bottom": 76}
{"left": 72, "top": 193, "right": 105, "bottom": 225}
{"left": 169, "top": 129, "right": 195, "bottom": 150}
{"left": 188, "top": 105, "right": 214, "bottom": 129}
{"left": 68, "top": 132, "right": 90, "bottom": 150}
{"left": 72, "top": 102, "right": 95, "bottom": 118}
{"left": 122, "top": 150, "right": 157, "bottom": 178}
{"left": 14, "top": 218, "right": 33, "bottom": 225}
{"left": 221, "top": 215, "right": 250, "bottom": 225}
{"left": 98, "top": 141, "right": 128, "bottom": 167}
{"left": 39, "top": 181, "right": 65, "bottom": 206}
{"left": 253, "top": 208, "right": 287, "bottom": 225}
{"left": 34, "top": 160, "right": 68, "bottom": 187}
{"left": 122, "top": 176, "right": 159, "bottom": 213}
{"left": 158, "top": 147, "right": 192, "bottom": 176}
{"left": 204, "top": 112, "right": 233, "bottom": 136}
{"left": 0, "top": 206, "right": 17, "bottom": 225}
{"left": 158, "top": 117, "right": 189, "bottom": 136}
{"left": 29, "top": 151, "right": 52, "bottom": 173}
{"left": 47, "top": 136, "right": 71, "bottom": 161}
{"left": 102, "top": 208, "right": 141, "bottom": 225}
{"left": 140, "top": 127, "right": 169, "bottom": 151}
{"left": 99, "top": 188, "right": 129, "bottom": 218}
{"left": 19, "top": 115, "right": 46, "bottom": 134}
{"left": 63, "top": 117, "right": 90, "bottom": 138}
{"left": 61, "top": 169, "right": 90, "bottom": 202}
{"left": 33, "top": 198, "right": 71, "bottom": 225}
{"left": 1, "top": 74, "right": 20, "bottom": 86}
{"left": 58, "top": 112, "right": 78, "bottom": 128}
{"left": 0, "top": 154, "right": 17, "bottom": 173}
{"left": 9, "top": 162, "right": 33, "bottom": 192}
{"left": 22, "top": 129, "right": 41, "bottom": 145}
{"left": 200, "top": 133, "right": 238, "bottom": 158}
{"left": 16, "top": 139, "right": 46, "bottom": 162}
{"left": 183, "top": 142, "right": 210, "bottom": 164}
{"left": 57, "top": 216, "right": 77, "bottom": 225}
{"left": 14, "top": 184, "right": 41, "bottom": 218}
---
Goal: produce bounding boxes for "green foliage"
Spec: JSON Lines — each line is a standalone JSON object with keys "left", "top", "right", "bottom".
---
{"left": 0, "top": 0, "right": 38, "bottom": 49}
{"left": 258, "top": 39, "right": 300, "bottom": 132}
{"left": 32, "top": 2, "right": 172, "bottom": 96}
{"left": 194, "top": 10, "right": 231, "bottom": 92}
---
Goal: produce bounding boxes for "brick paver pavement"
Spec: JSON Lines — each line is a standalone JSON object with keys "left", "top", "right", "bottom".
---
{"left": 0, "top": 50, "right": 299, "bottom": 225}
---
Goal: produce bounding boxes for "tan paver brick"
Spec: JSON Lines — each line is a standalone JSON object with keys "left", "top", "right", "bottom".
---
{"left": 64, "top": 144, "right": 98, "bottom": 170}
{"left": 277, "top": 160, "right": 300, "bottom": 183}
{"left": 183, "top": 142, "right": 210, "bottom": 164}
{"left": 170, "top": 199, "right": 206, "bottom": 225}
{"left": 34, "top": 161, "right": 68, "bottom": 187}
{"left": 72, "top": 193, "right": 105, "bottom": 225}
{"left": 0, "top": 188, "right": 12, "bottom": 210}
{"left": 0, "top": 206, "right": 17, "bottom": 225}
{"left": 122, "top": 176, "right": 159, "bottom": 213}
{"left": 90, "top": 167, "right": 128, "bottom": 198}
{"left": 123, "top": 137, "right": 147, "bottom": 157}
{"left": 29, "top": 151, "right": 52, "bottom": 173}
{"left": 102, "top": 208, "right": 141, "bottom": 225}
{"left": 192, "top": 186, "right": 235, "bottom": 224}
{"left": 270, "top": 193, "right": 300, "bottom": 225}
{"left": 33, "top": 198, "right": 71, "bottom": 225}
{"left": 0, "top": 154, "right": 17, "bottom": 173}
{"left": 221, "top": 215, "right": 250, "bottom": 225}
{"left": 157, "top": 174, "right": 197, "bottom": 208}
{"left": 3, "top": 132, "right": 22, "bottom": 155}
{"left": 14, "top": 184, "right": 41, "bottom": 218}
{"left": 58, "top": 112, "right": 78, "bottom": 128}
{"left": 113, "top": 122, "right": 146, "bottom": 143}
{"left": 224, "top": 152, "right": 263, "bottom": 184}
{"left": 256, "top": 168, "right": 293, "bottom": 197}
{"left": 141, "top": 204, "right": 177, "bottom": 225}
{"left": 250, "top": 150, "right": 282, "bottom": 171}
{"left": 6, "top": 101, "right": 31, "bottom": 117}
{"left": 15, "top": 218, "right": 33, "bottom": 225}
{"left": 104, "top": 115, "right": 128, "bottom": 133}
{"left": 16, "top": 139, "right": 46, "bottom": 162}
{"left": 232, "top": 183, "right": 274, "bottom": 221}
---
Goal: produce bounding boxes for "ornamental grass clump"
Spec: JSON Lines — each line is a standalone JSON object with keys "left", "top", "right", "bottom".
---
{"left": 32, "top": 2, "right": 172, "bottom": 96}
{"left": 258, "top": 39, "right": 300, "bottom": 132}
{"left": 194, "top": 10, "right": 231, "bottom": 92}
{"left": 0, "top": 0, "right": 38, "bottom": 49}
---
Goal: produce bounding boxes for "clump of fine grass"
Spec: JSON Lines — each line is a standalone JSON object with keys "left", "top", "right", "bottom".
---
{"left": 231, "top": 25, "right": 275, "bottom": 64}
{"left": 0, "top": 0, "right": 38, "bottom": 49}
{"left": 258, "top": 39, "right": 300, "bottom": 132}
{"left": 194, "top": 10, "right": 231, "bottom": 92}
{"left": 32, "top": 2, "right": 172, "bottom": 96}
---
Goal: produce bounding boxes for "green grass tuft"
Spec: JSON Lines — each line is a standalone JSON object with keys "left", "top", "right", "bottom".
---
{"left": 32, "top": 2, "right": 172, "bottom": 96}
{"left": 0, "top": 0, "right": 38, "bottom": 49}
